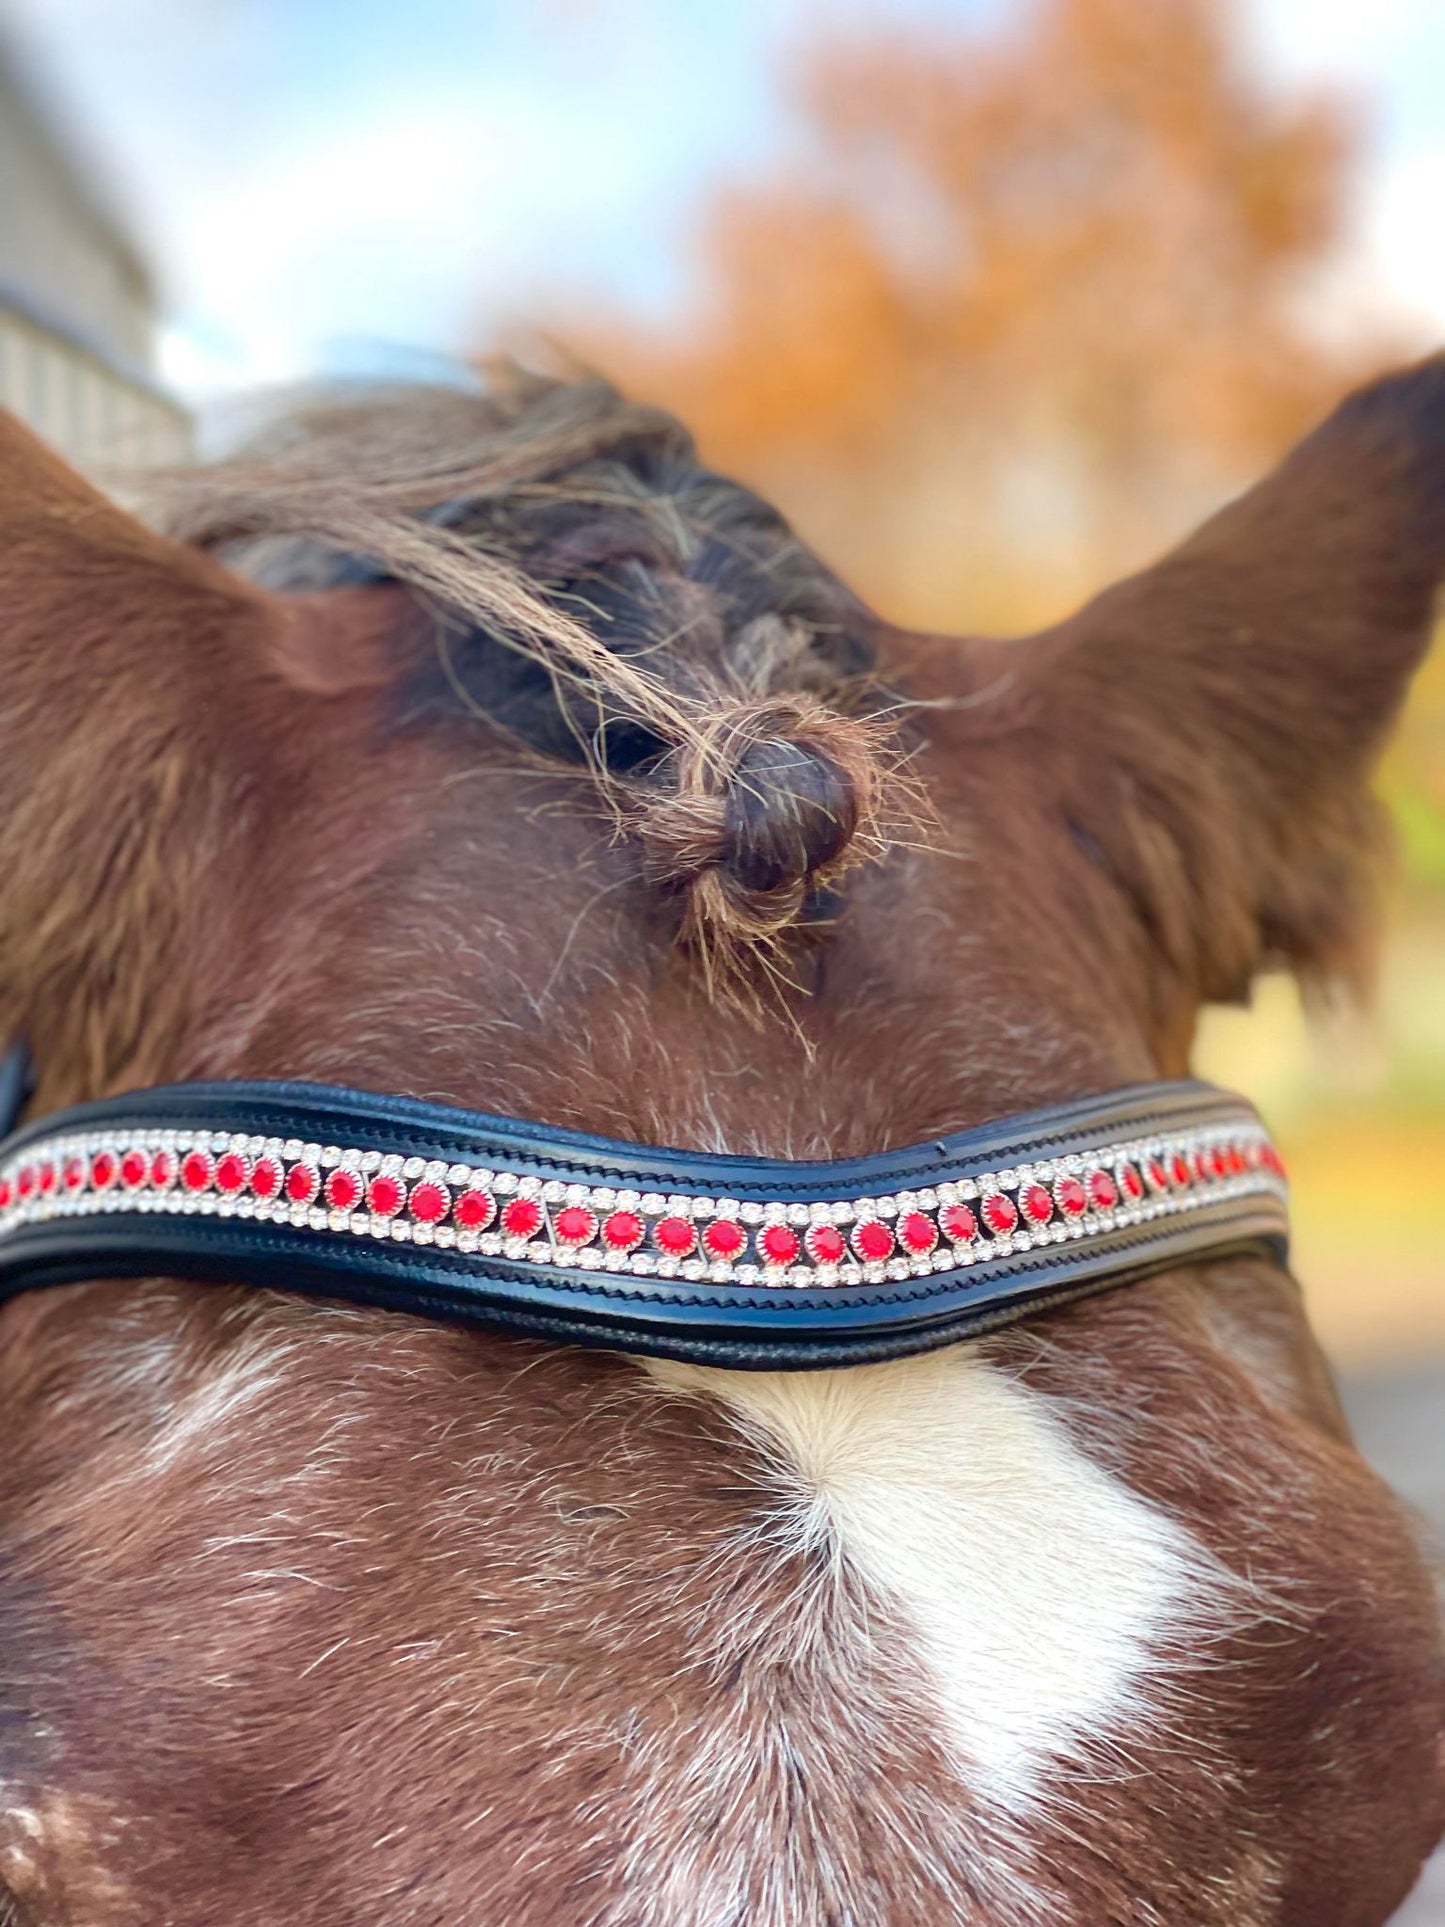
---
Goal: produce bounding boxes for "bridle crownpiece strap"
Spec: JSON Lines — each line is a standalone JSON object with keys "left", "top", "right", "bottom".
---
{"left": 0, "top": 1069, "right": 1287, "bottom": 1368}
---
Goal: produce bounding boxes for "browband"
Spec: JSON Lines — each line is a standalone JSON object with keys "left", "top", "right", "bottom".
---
{"left": 0, "top": 1065, "right": 1287, "bottom": 1368}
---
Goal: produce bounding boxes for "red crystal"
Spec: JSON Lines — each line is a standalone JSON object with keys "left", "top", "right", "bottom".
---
{"left": 1020, "top": 1183, "right": 1053, "bottom": 1224}
{"left": 16, "top": 1163, "right": 36, "bottom": 1199}
{"left": 853, "top": 1219, "right": 895, "bottom": 1262}
{"left": 1118, "top": 1162, "right": 1144, "bottom": 1202}
{"left": 409, "top": 1180, "right": 450, "bottom": 1224}
{"left": 501, "top": 1196, "right": 542, "bottom": 1239}
{"left": 151, "top": 1149, "right": 178, "bottom": 1189}
{"left": 804, "top": 1222, "right": 846, "bottom": 1264}
{"left": 1209, "top": 1145, "right": 1229, "bottom": 1180}
{"left": 367, "top": 1173, "right": 405, "bottom": 1217}
{"left": 0, "top": 1179, "right": 10, "bottom": 1210}
{"left": 120, "top": 1149, "right": 149, "bottom": 1190}
{"left": 324, "top": 1167, "right": 363, "bottom": 1212}
{"left": 981, "top": 1193, "right": 1018, "bottom": 1236}
{"left": 90, "top": 1151, "right": 118, "bottom": 1191}
{"left": 554, "top": 1205, "right": 598, "bottom": 1246}
{"left": 603, "top": 1209, "right": 645, "bottom": 1251}
{"left": 654, "top": 1215, "right": 697, "bottom": 1258}
{"left": 899, "top": 1210, "right": 938, "bottom": 1254}
{"left": 284, "top": 1162, "right": 319, "bottom": 1205}
{"left": 703, "top": 1218, "right": 746, "bottom": 1260}
{"left": 1055, "top": 1176, "right": 1087, "bottom": 1217}
{"left": 63, "top": 1155, "right": 87, "bottom": 1192}
{"left": 940, "top": 1202, "right": 978, "bottom": 1244}
{"left": 250, "top": 1156, "right": 281, "bottom": 1199}
{"left": 1145, "top": 1156, "right": 1168, "bottom": 1192}
{"left": 215, "top": 1152, "right": 249, "bottom": 1195}
{"left": 180, "top": 1150, "right": 214, "bottom": 1193}
{"left": 759, "top": 1223, "right": 801, "bottom": 1266}
{"left": 1086, "top": 1170, "right": 1117, "bottom": 1210}
{"left": 454, "top": 1187, "right": 495, "bottom": 1230}
{"left": 1170, "top": 1152, "right": 1192, "bottom": 1188}
{"left": 35, "top": 1161, "right": 56, "bottom": 1195}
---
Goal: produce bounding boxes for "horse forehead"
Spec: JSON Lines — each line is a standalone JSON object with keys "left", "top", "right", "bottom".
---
{"left": 643, "top": 1347, "right": 1230, "bottom": 1800}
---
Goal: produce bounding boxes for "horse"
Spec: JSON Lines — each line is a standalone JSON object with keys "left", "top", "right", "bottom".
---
{"left": 0, "top": 357, "right": 1440, "bottom": 1927}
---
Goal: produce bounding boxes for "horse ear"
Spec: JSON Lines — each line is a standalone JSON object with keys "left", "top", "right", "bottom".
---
{"left": 1023, "top": 355, "right": 1445, "bottom": 1003}
{"left": 0, "top": 408, "right": 405, "bottom": 693}
{"left": 0, "top": 407, "right": 271, "bottom": 659}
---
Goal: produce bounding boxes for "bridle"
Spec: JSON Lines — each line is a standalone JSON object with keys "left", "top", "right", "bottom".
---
{"left": 0, "top": 1044, "right": 1287, "bottom": 1368}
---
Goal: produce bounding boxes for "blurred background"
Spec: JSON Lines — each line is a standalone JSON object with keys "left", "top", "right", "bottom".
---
{"left": 0, "top": 8, "right": 1440, "bottom": 1901}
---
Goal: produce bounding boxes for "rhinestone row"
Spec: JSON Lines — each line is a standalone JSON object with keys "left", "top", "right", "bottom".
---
{"left": 0, "top": 1119, "right": 1284, "bottom": 1289}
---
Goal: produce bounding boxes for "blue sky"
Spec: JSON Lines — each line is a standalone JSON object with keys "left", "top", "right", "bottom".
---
{"left": 4, "top": 0, "right": 1444, "bottom": 400}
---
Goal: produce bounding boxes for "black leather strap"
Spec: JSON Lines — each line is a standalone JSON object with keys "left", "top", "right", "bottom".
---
{"left": 0, "top": 1074, "right": 1287, "bottom": 1368}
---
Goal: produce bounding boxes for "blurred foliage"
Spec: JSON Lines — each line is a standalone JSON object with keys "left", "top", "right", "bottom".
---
{"left": 565, "top": 0, "right": 1443, "bottom": 1360}
{"left": 589, "top": 0, "right": 1383, "bottom": 628}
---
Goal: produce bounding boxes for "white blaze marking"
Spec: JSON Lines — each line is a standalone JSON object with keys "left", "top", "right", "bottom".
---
{"left": 647, "top": 1346, "right": 1212, "bottom": 1807}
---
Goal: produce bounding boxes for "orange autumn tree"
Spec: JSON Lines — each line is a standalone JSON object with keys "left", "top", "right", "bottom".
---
{"left": 581, "top": 0, "right": 1381, "bottom": 630}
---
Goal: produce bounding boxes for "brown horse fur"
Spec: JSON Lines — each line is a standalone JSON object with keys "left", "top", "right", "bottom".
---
{"left": 0, "top": 358, "right": 1442, "bottom": 1925}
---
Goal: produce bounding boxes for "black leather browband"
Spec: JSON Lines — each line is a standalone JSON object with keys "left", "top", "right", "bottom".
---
{"left": 0, "top": 1065, "right": 1287, "bottom": 1368}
